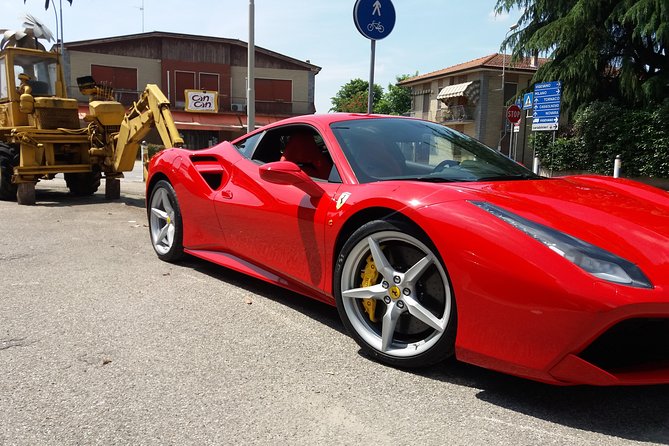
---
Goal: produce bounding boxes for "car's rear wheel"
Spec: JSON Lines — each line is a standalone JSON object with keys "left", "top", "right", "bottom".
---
{"left": 148, "top": 180, "right": 184, "bottom": 262}
{"left": 335, "top": 220, "right": 456, "bottom": 368}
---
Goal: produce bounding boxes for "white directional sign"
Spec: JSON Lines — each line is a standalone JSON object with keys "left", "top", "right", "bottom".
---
{"left": 532, "top": 81, "right": 561, "bottom": 131}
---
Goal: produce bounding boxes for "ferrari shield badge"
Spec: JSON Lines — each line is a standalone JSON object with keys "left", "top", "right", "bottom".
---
{"left": 336, "top": 192, "right": 352, "bottom": 210}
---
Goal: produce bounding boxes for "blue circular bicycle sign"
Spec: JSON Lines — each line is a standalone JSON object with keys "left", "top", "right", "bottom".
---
{"left": 353, "top": 0, "right": 396, "bottom": 40}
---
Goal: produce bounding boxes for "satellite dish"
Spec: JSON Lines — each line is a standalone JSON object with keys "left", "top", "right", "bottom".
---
{"left": 0, "top": 14, "right": 55, "bottom": 50}
{"left": 22, "top": 13, "right": 54, "bottom": 42}
{"left": 1, "top": 29, "right": 27, "bottom": 49}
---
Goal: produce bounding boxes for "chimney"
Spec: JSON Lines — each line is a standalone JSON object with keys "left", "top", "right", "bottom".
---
{"left": 530, "top": 51, "right": 539, "bottom": 68}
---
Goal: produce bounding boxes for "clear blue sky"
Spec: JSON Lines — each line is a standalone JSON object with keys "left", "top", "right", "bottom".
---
{"left": 2, "top": 0, "right": 519, "bottom": 113}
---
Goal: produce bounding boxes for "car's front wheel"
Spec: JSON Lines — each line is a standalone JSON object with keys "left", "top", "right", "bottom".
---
{"left": 148, "top": 180, "right": 184, "bottom": 262}
{"left": 335, "top": 220, "right": 457, "bottom": 368}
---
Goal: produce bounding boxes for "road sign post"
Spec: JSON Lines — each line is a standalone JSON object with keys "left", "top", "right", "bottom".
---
{"left": 353, "top": 0, "right": 396, "bottom": 114}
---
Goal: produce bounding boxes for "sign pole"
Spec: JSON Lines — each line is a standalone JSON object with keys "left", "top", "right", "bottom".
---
{"left": 368, "top": 39, "right": 376, "bottom": 114}
{"left": 353, "top": 0, "right": 396, "bottom": 114}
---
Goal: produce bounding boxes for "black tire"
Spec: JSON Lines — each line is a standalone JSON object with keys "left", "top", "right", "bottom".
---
{"left": 147, "top": 180, "right": 184, "bottom": 262}
{"left": 0, "top": 143, "right": 19, "bottom": 201}
{"left": 334, "top": 220, "right": 457, "bottom": 368}
{"left": 64, "top": 171, "right": 101, "bottom": 196}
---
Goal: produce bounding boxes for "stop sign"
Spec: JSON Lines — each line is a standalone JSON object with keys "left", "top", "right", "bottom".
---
{"left": 506, "top": 104, "right": 521, "bottom": 124}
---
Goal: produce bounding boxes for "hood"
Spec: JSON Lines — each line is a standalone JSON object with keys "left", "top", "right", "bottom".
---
{"left": 445, "top": 176, "right": 669, "bottom": 280}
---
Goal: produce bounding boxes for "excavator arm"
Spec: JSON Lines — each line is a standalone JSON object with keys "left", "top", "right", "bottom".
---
{"left": 111, "top": 84, "right": 184, "bottom": 172}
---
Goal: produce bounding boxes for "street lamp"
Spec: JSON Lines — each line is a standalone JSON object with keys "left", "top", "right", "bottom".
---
{"left": 247, "top": 0, "right": 255, "bottom": 132}
{"left": 498, "top": 23, "right": 519, "bottom": 152}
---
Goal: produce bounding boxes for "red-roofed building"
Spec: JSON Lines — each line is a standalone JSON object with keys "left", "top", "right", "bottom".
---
{"left": 399, "top": 53, "right": 546, "bottom": 166}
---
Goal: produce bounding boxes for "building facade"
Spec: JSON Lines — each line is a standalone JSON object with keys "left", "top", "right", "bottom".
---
{"left": 63, "top": 32, "right": 321, "bottom": 149}
{"left": 399, "top": 54, "right": 543, "bottom": 168}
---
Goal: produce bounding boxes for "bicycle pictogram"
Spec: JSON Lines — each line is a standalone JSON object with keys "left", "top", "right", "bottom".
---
{"left": 367, "top": 21, "right": 384, "bottom": 33}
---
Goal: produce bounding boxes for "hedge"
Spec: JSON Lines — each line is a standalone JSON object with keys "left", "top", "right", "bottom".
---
{"left": 534, "top": 100, "right": 669, "bottom": 178}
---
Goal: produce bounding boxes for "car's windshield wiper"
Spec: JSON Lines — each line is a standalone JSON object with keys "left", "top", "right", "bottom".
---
{"left": 475, "top": 173, "right": 540, "bottom": 182}
{"left": 398, "top": 176, "right": 461, "bottom": 183}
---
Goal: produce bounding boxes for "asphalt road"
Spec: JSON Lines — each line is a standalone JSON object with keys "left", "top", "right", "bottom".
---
{"left": 1, "top": 172, "right": 669, "bottom": 445}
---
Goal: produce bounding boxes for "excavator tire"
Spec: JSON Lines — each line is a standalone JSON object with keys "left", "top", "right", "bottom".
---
{"left": 64, "top": 171, "right": 101, "bottom": 196}
{"left": 0, "top": 143, "right": 19, "bottom": 201}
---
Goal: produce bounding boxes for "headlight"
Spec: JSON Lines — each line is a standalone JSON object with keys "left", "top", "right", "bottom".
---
{"left": 470, "top": 201, "right": 653, "bottom": 289}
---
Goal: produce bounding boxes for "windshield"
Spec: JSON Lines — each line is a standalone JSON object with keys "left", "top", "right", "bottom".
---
{"left": 12, "top": 53, "right": 58, "bottom": 97}
{"left": 330, "top": 118, "right": 537, "bottom": 183}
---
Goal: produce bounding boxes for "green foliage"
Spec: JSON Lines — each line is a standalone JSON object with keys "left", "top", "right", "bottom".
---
{"left": 330, "top": 78, "right": 384, "bottom": 113}
{"left": 146, "top": 143, "right": 165, "bottom": 160}
{"left": 535, "top": 100, "right": 669, "bottom": 177}
{"left": 330, "top": 75, "right": 413, "bottom": 115}
{"left": 495, "top": 0, "right": 669, "bottom": 112}
{"left": 375, "top": 74, "right": 413, "bottom": 116}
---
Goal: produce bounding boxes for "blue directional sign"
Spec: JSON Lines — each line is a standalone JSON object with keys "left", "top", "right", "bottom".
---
{"left": 532, "top": 80, "right": 562, "bottom": 131}
{"left": 522, "top": 92, "right": 534, "bottom": 110}
{"left": 534, "top": 102, "right": 560, "bottom": 111}
{"left": 534, "top": 87, "right": 561, "bottom": 97}
{"left": 354, "top": 0, "right": 396, "bottom": 40}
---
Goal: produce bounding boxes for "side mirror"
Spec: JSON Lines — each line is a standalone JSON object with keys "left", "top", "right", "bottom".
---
{"left": 259, "top": 161, "right": 325, "bottom": 198}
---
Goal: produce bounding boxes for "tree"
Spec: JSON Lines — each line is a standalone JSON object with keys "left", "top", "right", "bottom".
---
{"left": 330, "top": 78, "right": 384, "bottom": 113}
{"left": 495, "top": 0, "right": 669, "bottom": 111}
{"left": 375, "top": 74, "right": 413, "bottom": 115}
{"left": 331, "top": 75, "right": 413, "bottom": 115}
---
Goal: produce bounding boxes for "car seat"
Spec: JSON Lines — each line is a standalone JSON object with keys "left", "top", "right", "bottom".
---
{"left": 280, "top": 133, "right": 332, "bottom": 180}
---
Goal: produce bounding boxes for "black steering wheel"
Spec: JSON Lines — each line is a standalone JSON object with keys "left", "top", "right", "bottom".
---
{"left": 432, "top": 159, "right": 460, "bottom": 173}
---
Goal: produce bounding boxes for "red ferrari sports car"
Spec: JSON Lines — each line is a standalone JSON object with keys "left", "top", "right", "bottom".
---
{"left": 146, "top": 113, "right": 669, "bottom": 386}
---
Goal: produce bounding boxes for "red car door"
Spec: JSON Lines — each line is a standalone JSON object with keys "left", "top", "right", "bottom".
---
{"left": 213, "top": 158, "right": 341, "bottom": 293}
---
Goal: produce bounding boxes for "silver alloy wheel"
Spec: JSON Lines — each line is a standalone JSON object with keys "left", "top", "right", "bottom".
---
{"left": 340, "top": 230, "right": 452, "bottom": 358}
{"left": 149, "top": 186, "right": 176, "bottom": 255}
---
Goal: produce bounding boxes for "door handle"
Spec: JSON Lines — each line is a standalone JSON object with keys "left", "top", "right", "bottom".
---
{"left": 220, "top": 190, "right": 233, "bottom": 199}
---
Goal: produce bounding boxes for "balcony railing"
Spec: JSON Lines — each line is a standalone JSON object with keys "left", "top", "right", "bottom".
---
{"left": 228, "top": 97, "right": 316, "bottom": 116}
{"left": 436, "top": 105, "right": 474, "bottom": 122}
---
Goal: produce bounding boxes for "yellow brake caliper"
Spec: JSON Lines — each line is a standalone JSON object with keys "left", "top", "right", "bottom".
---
{"left": 360, "top": 255, "right": 379, "bottom": 322}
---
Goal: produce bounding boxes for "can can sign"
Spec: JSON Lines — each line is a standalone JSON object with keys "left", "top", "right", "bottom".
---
{"left": 185, "top": 90, "right": 219, "bottom": 113}
{"left": 506, "top": 104, "right": 521, "bottom": 124}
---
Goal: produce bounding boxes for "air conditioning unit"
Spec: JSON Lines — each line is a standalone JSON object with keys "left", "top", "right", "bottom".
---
{"left": 231, "top": 103, "right": 247, "bottom": 112}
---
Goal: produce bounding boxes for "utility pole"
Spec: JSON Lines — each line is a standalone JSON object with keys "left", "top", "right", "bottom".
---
{"left": 247, "top": 0, "right": 255, "bottom": 132}
{"left": 498, "top": 23, "right": 518, "bottom": 152}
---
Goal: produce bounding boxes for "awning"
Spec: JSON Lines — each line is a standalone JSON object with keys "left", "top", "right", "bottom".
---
{"left": 437, "top": 81, "right": 474, "bottom": 100}
{"left": 171, "top": 111, "right": 245, "bottom": 131}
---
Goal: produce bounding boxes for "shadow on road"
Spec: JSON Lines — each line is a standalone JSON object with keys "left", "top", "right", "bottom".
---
{"left": 417, "top": 357, "right": 669, "bottom": 443}
{"left": 166, "top": 255, "right": 669, "bottom": 444}
{"left": 29, "top": 187, "right": 145, "bottom": 209}
{"left": 178, "top": 256, "right": 345, "bottom": 335}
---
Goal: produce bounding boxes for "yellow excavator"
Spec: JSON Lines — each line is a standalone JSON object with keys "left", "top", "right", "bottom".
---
{"left": 0, "top": 31, "right": 183, "bottom": 205}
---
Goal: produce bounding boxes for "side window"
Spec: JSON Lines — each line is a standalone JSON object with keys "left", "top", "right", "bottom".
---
{"left": 251, "top": 125, "right": 339, "bottom": 182}
{"left": 233, "top": 132, "right": 264, "bottom": 158}
{"left": 0, "top": 58, "right": 6, "bottom": 99}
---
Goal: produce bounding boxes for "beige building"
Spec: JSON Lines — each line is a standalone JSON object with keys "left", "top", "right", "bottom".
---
{"left": 399, "top": 53, "right": 544, "bottom": 167}
{"left": 63, "top": 32, "right": 321, "bottom": 148}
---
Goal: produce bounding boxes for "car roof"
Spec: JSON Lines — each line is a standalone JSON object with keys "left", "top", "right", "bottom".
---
{"left": 232, "top": 113, "right": 417, "bottom": 143}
